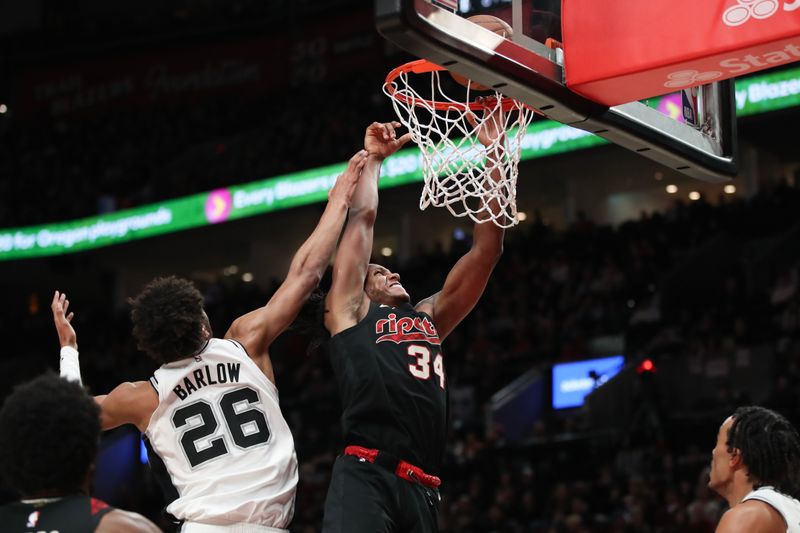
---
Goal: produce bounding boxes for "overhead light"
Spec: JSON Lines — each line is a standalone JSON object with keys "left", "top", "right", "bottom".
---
{"left": 381, "top": 247, "right": 393, "bottom": 257}
{"left": 666, "top": 184, "right": 678, "bottom": 194}
{"left": 517, "top": 211, "right": 528, "bottom": 221}
{"left": 0, "top": 104, "right": 7, "bottom": 114}
{"left": 241, "top": 272, "right": 254, "bottom": 282}
{"left": 689, "top": 191, "right": 701, "bottom": 201}
{"left": 724, "top": 184, "right": 736, "bottom": 194}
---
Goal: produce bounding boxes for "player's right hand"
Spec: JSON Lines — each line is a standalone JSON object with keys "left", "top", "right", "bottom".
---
{"left": 329, "top": 149, "right": 369, "bottom": 207}
{"left": 51, "top": 290, "right": 78, "bottom": 349}
{"left": 364, "top": 121, "right": 412, "bottom": 160}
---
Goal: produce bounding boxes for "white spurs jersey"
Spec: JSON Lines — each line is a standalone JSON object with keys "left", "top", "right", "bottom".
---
{"left": 144, "top": 338, "right": 297, "bottom": 528}
{"left": 742, "top": 486, "right": 800, "bottom": 533}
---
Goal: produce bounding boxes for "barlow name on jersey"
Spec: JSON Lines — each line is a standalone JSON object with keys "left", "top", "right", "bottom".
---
{"left": 173, "top": 362, "right": 241, "bottom": 400}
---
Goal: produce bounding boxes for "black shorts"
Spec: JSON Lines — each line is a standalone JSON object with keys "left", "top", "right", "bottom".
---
{"left": 322, "top": 454, "right": 440, "bottom": 533}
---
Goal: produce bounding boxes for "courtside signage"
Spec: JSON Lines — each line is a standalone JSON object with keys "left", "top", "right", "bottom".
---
{"left": 0, "top": 67, "right": 798, "bottom": 261}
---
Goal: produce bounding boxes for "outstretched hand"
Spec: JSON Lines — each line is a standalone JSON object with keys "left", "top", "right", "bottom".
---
{"left": 466, "top": 99, "right": 506, "bottom": 148}
{"left": 329, "top": 149, "right": 369, "bottom": 207}
{"left": 364, "top": 121, "right": 412, "bottom": 160}
{"left": 51, "top": 290, "right": 78, "bottom": 349}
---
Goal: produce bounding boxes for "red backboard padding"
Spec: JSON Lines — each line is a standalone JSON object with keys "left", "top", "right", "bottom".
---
{"left": 562, "top": 0, "right": 800, "bottom": 106}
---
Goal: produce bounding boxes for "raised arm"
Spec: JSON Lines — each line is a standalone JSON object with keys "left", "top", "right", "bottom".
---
{"left": 51, "top": 291, "right": 157, "bottom": 432}
{"left": 415, "top": 106, "right": 506, "bottom": 340}
{"left": 325, "top": 122, "right": 411, "bottom": 335}
{"left": 225, "top": 150, "right": 369, "bottom": 364}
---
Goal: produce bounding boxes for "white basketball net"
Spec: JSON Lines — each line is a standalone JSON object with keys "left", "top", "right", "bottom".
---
{"left": 384, "top": 67, "right": 535, "bottom": 228}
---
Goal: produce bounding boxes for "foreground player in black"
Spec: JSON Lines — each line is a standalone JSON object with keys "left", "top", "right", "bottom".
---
{"left": 321, "top": 116, "right": 507, "bottom": 532}
{"left": 0, "top": 374, "right": 160, "bottom": 532}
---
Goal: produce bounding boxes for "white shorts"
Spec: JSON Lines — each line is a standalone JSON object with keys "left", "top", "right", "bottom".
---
{"left": 181, "top": 523, "right": 288, "bottom": 533}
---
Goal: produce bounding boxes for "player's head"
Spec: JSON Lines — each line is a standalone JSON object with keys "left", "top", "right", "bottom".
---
{"left": 0, "top": 374, "right": 100, "bottom": 497}
{"left": 365, "top": 263, "right": 410, "bottom": 306}
{"left": 130, "top": 276, "right": 212, "bottom": 364}
{"left": 709, "top": 406, "right": 800, "bottom": 498}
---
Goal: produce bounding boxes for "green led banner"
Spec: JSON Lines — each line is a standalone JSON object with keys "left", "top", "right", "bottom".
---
{"left": 0, "top": 157, "right": 434, "bottom": 261}
{"left": 0, "top": 120, "right": 600, "bottom": 261}
{"left": 734, "top": 68, "right": 800, "bottom": 117}
{"left": 2, "top": 66, "right": 799, "bottom": 261}
{"left": 0, "top": 197, "right": 205, "bottom": 261}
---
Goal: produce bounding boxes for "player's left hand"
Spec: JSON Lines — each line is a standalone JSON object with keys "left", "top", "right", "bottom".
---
{"left": 364, "top": 121, "right": 412, "bottom": 161}
{"left": 51, "top": 290, "right": 78, "bottom": 349}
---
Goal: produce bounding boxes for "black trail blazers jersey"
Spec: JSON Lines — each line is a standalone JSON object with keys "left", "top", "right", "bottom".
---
{"left": 0, "top": 494, "right": 114, "bottom": 532}
{"left": 329, "top": 302, "right": 447, "bottom": 474}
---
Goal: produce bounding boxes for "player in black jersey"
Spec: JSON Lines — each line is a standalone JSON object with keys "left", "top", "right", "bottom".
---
{"left": 322, "top": 114, "right": 507, "bottom": 532}
{"left": 0, "top": 374, "right": 159, "bottom": 532}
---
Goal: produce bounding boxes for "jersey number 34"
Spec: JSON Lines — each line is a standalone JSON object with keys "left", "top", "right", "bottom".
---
{"left": 407, "top": 345, "right": 445, "bottom": 389}
{"left": 172, "top": 386, "right": 270, "bottom": 468}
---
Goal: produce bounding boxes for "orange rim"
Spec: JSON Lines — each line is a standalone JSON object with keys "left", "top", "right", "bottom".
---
{"left": 385, "top": 59, "right": 530, "bottom": 113}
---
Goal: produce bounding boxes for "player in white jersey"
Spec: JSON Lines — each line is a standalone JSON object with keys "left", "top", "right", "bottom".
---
{"left": 49, "top": 149, "right": 371, "bottom": 532}
{"left": 709, "top": 406, "right": 800, "bottom": 533}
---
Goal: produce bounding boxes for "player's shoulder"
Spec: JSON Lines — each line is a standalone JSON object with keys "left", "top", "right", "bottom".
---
{"left": 717, "top": 499, "right": 786, "bottom": 533}
{"left": 96, "top": 508, "right": 161, "bottom": 533}
{"left": 414, "top": 293, "right": 438, "bottom": 316}
{"left": 111, "top": 380, "right": 158, "bottom": 400}
{"left": 99, "top": 381, "right": 158, "bottom": 415}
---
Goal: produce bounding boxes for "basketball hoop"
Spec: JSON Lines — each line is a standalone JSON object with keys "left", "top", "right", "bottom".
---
{"left": 384, "top": 59, "right": 536, "bottom": 228}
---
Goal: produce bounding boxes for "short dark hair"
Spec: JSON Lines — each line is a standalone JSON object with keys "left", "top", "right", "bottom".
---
{"left": 727, "top": 406, "right": 800, "bottom": 497}
{"left": 0, "top": 374, "right": 101, "bottom": 496}
{"left": 130, "top": 276, "right": 207, "bottom": 364}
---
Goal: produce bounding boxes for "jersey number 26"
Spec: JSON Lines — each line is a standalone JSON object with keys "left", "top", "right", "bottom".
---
{"left": 172, "top": 386, "right": 270, "bottom": 468}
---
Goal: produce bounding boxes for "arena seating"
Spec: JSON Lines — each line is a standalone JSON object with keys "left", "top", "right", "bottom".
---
{"left": 1, "top": 181, "right": 799, "bottom": 531}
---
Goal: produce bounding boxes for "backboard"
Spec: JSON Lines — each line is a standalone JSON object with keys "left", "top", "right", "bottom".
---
{"left": 375, "top": 0, "right": 738, "bottom": 182}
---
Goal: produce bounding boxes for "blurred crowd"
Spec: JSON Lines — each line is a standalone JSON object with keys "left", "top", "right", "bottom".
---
{"left": 22, "top": 1, "right": 360, "bottom": 48}
{"left": 1, "top": 179, "right": 799, "bottom": 531}
{"left": 0, "top": 72, "right": 388, "bottom": 227}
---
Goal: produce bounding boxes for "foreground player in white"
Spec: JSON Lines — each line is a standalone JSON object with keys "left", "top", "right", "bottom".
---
{"left": 51, "top": 150, "right": 369, "bottom": 532}
{"left": 710, "top": 406, "right": 800, "bottom": 533}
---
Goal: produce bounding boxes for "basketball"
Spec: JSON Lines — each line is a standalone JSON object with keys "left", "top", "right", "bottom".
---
{"left": 450, "top": 15, "right": 513, "bottom": 91}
